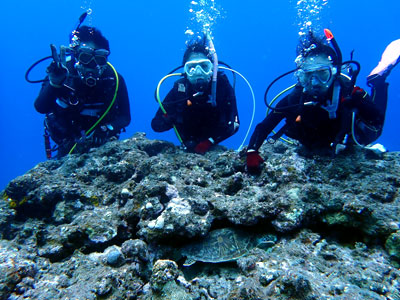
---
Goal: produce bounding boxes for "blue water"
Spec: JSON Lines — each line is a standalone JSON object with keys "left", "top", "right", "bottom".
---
{"left": 1, "top": 0, "right": 399, "bottom": 190}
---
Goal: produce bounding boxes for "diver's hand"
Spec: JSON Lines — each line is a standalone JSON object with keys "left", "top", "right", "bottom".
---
{"left": 369, "top": 39, "right": 400, "bottom": 79}
{"left": 47, "top": 44, "right": 69, "bottom": 88}
{"left": 342, "top": 87, "right": 368, "bottom": 109}
{"left": 89, "top": 125, "right": 117, "bottom": 146}
{"left": 246, "top": 150, "right": 264, "bottom": 174}
{"left": 47, "top": 61, "right": 68, "bottom": 88}
{"left": 330, "top": 142, "right": 346, "bottom": 157}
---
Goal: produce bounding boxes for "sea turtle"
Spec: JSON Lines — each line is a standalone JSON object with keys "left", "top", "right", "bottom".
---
{"left": 181, "top": 228, "right": 276, "bottom": 266}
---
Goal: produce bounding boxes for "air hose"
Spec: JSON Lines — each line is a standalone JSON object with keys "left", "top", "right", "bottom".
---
{"left": 218, "top": 66, "right": 256, "bottom": 151}
{"left": 68, "top": 61, "right": 119, "bottom": 154}
{"left": 266, "top": 84, "right": 296, "bottom": 145}
{"left": 155, "top": 73, "right": 185, "bottom": 145}
{"left": 206, "top": 33, "right": 218, "bottom": 107}
{"left": 155, "top": 67, "right": 256, "bottom": 151}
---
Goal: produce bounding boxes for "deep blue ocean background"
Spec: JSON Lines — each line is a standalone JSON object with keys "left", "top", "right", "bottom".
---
{"left": 1, "top": 0, "right": 399, "bottom": 190}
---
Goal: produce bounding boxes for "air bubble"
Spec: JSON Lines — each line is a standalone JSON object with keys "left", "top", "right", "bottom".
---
{"left": 296, "top": 0, "right": 328, "bottom": 37}
{"left": 186, "top": 0, "right": 222, "bottom": 40}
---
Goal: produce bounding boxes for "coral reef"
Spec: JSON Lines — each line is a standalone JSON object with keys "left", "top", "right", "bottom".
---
{"left": 1, "top": 133, "right": 400, "bottom": 299}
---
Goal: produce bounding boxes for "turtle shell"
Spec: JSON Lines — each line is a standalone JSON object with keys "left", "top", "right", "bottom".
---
{"left": 182, "top": 228, "right": 268, "bottom": 266}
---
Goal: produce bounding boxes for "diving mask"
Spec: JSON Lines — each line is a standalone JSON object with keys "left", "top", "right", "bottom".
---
{"left": 77, "top": 46, "right": 109, "bottom": 66}
{"left": 74, "top": 47, "right": 109, "bottom": 87}
{"left": 296, "top": 64, "right": 336, "bottom": 87}
{"left": 184, "top": 59, "right": 213, "bottom": 77}
{"left": 184, "top": 58, "right": 213, "bottom": 89}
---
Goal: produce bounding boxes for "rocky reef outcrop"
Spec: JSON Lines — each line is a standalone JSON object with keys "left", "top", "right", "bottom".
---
{"left": 1, "top": 132, "right": 400, "bottom": 299}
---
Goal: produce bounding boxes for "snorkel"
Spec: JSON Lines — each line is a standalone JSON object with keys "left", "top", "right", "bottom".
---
{"left": 316, "top": 29, "right": 343, "bottom": 119}
{"left": 323, "top": 29, "right": 361, "bottom": 86}
{"left": 206, "top": 33, "right": 218, "bottom": 107}
{"left": 323, "top": 29, "right": 342, "bottom": 75}
{"left": 69, "top": 12, "right": 88, "bottom": 48}
{"left": 324, "top": 29, "right": 371, "bottom": 148}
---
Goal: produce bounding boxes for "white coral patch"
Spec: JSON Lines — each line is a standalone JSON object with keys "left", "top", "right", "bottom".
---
{"left": 167, "top": 198, "right": 191, "bottom": 215}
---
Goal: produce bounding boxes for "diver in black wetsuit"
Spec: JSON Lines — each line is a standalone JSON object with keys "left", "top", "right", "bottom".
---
{"left": 151, "top": 35, "right": 239, "bottom": 154}
{"left": 34, "top": 25, "right": 131, "bottom": 158}
{"left": 246, "top": 30, "right": 398, "bottom": 173}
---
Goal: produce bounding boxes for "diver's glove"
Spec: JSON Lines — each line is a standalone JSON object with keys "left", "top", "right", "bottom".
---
{"left": 47, "top": 61, "right": 68, "bottom": 88}
{"left": 47, "top": 44, "right": 69, "bottom": 88}
{"left": 330, "top": 142, "right": 347, "bottom": 156}
{"left": 194, "top": 138, "right": 214, "bottom": 154}
{"left": 246, "top": 150, "right": 264, "bottom": 174}
{"left": 90, "top": 125, "right": 117, "bottom": 146}
{"left": 368, "top": 39, "right": 400, "bottom": 80}
{"left": 342, "top": 87, "right": 368, "bottom": 109}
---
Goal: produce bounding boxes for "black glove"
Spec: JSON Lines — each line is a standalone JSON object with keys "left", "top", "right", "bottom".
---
{"left": 90, "top": 125, "right": 117, "bottom": 146}
{"left": 367, "top": 73, "right": 386, "bottom": 87}
{"left": 46, "top": 61, "right": 68, "bottom": 88}
{"left": 47, "top": 44, "right": 69, "bottom": 87}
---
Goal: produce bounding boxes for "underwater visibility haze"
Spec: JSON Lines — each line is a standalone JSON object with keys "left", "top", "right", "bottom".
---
{"left": 0, "top": 0, "right": 399, "bottom": 189}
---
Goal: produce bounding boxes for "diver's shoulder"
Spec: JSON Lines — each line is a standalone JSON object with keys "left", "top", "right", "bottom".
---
{"left": 217, "top": 70, "right": 229, "bottom": 80}
{"left": 172, "top": 77, "right": 187, "bottom": 87}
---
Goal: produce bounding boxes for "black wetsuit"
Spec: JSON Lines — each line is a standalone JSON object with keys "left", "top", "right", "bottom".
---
{"left": 151, "top": 72, "right": 239, "bottom": 150}
{"left": 34, "top": 63, "right": 131, "bottom": 157}
{"left": 248, "top": 75, "right": 388, "bottom": 151}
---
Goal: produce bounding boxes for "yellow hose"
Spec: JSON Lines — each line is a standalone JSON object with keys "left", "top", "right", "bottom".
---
{"left": 267, "top": 84, "right": 296, "bottom": 145}
{"left": 68, "top": 62, "right": 119, "bottom": 154}
{"left": 156, "top": 73, "right": 184, "bottom": 144}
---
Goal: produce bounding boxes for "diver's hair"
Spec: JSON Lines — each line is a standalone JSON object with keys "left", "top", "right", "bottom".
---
{"left": 182, "top": 34, "right": 213, "bottom": 64}
{"left": 296, "top": 30, "right": 338, "bottom": 65}
{"left": 75, "top": 25, "right": 110, "bottom": 52}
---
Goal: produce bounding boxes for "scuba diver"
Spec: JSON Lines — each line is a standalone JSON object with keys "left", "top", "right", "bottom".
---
{"left": 31, "top": 17, "right": 131, "bottom": 158}
{"left": 246, "top": 30, "right": 397, "bottom": 173}
{"left": 151, "top": 34, "right": 240, "bottom": 154}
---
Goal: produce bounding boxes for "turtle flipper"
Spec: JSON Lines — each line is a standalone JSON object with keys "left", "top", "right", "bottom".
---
{"left": 183, "top": 258, "right": 196, "bottom": 267}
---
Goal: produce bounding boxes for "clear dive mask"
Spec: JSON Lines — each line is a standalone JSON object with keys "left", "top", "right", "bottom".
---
{"left": 296, "top": 64, "right": 336, "bottom": 87}
{"left": 184, "top": 59, "right": 213, "bottom": 90}
{"left": 184, "top": 59, "right": 213, "bottom": 77}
